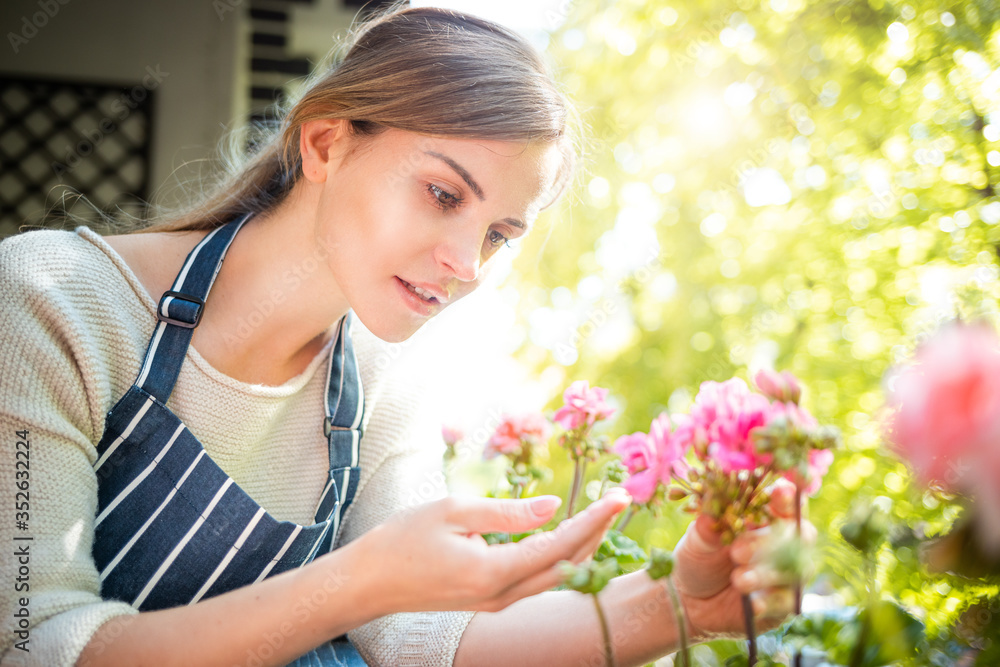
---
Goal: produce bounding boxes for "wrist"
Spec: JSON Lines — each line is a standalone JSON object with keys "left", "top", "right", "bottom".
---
{"left": 670, "top": 587, "right": 706, "bottom": 644}
{"left": 296, "top": 537, "right": 385, "bottom": 634}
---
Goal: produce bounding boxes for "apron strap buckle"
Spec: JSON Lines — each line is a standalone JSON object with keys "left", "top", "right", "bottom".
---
{"left": 156, "top": 290, "right": 205, "bottom": 329}
{"left": 323, "top": 417, "right": 353, "bottom": 437}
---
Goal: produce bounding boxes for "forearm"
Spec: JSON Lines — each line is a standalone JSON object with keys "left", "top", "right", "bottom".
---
{"left": 455, "top": 569, "right": 695, "bottom": 667}
{"left": 76, "top": 540, "right": 379, "bottom": 667}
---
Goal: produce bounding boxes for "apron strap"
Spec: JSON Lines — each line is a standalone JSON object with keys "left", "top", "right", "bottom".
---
{"left": 130, "top": 212, "right": 366, "bottom": 538}
{"left": 313, "top": 313, "right": 365, "bottom": 530}
{"left": 133, "top": 214, "right": 250, "bottom": 404}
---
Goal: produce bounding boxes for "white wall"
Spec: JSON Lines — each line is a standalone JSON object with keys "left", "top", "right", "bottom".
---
{"left": 0, "top": 0, "right": 247, "bottom": 210}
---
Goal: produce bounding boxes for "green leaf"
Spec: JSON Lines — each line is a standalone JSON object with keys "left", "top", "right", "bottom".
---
{"left": 596, "top": 529, "right": 648, "bottom": 565}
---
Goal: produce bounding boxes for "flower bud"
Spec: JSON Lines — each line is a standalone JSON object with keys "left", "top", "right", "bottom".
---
{"left": 645, "top": 547, "right": 675, "bottom": 580}
{"left": 441, "top": 424, "right": 464, "bottom": 448}
{"left": 560, "top": 558, "right": 618, "bottom": 594}
{"left": 754, "top": 369, "right": 802, "bottom": 404}
{"left": 840, "top": 501, "right": 889, "bottom": 555}
{"left": 667, "top": 486, "right": 690, "bottom": 501}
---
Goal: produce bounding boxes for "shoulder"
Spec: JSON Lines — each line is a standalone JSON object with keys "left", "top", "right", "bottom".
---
{"left": 0, "top": 227, "right": 156, "bottom": 440}
{"left": 0, "top": 226, "right": 154, "bottom": 315}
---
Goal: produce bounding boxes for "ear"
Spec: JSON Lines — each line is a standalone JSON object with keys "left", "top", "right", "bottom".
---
{"left": 299, "top": 118, "right": 350, "bottom": 183}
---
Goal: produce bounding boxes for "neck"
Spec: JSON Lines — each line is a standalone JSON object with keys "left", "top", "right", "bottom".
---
{"left": 192, "top": 184, "right": 349, "bottom": 385}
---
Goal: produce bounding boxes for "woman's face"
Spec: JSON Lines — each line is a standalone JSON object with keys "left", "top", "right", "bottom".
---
{"left": 309, "top": 124, "right": 562, "bottom": 343}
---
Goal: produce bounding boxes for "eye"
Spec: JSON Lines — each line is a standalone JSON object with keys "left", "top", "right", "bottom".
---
{"left": 427, "top": 183, "right": 463, "bottom": 211}
{"left": 487, "top": 229, "right": 511, "bottom": 249}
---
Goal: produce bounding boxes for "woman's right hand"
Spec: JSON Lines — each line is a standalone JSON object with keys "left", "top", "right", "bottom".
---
{"left": 342, "top": 490, "right": 631, "bottom": 615}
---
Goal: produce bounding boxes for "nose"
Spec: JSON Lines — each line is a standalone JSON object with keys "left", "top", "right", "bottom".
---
{"left": 435, "top": 233, "right": 480, "bottom": 283}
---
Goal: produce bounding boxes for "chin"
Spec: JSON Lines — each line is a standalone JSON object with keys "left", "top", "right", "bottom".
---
{"left": 357, "top": 316, "right": 429, "bottom": 344}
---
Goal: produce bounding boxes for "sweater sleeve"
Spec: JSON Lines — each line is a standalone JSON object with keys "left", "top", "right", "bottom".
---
{"left": 335, "top": 375, "right": 476, "bottom": 667}
{"left": 0, "top": 237, "right": 140, "bottom": 666}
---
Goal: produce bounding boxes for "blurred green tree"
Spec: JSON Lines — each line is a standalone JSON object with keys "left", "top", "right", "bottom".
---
{"left": 508, "top": 0, "right": 1000, "bottom": 648}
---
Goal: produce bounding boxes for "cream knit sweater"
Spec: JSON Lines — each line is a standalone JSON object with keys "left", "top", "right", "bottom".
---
{"left": 0, "top": 226, "right": 475, "bottom": 667}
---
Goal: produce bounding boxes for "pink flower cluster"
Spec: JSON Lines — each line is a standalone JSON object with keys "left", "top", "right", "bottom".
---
{"left": 886, "top": 323, "right": 1000, "bottom": 493}
{"left": 674, "top": 378, "right": 774, "bottom": 473}
{"left": 484, "top": 413, "right": 552, "bottom": 460}
{"left": 613, "top": 372, "right": 834, "bottom": 505}
{"left": 764, "top": 396, "right": 831, "bottom": 495}
{"left": 554, "top": 381, "right": 616, "bottom": 431}
{"left": 612, "top": 414, "right": 687, "bottom": 503}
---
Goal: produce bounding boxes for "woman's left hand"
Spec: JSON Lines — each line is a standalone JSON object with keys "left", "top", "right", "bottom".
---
{"left": 669, "top": 483, "right": 817, "bottom": 640}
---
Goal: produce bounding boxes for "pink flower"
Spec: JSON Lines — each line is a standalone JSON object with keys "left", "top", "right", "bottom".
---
{"left": 485, "top": 413, "right": 552, "bottom": 460}
{"left": 783, "top": 448, "right": 834, "bottom": 496}
{"left": 441, "top": 424, "right": 464, "bottom": 448}
{"left": 885, "top": 323, "right": 1000, "bottom": 490}
{"left": 680, "top": 379, "right": 773, "bottom": 472}
{"left": 765, "top": 400, "right": 818, "bottom": 431}
{"left": 754, "top": 369, "right": 802, "bottom": 404}
{"left": 649, "top": 413, "right": 689, "bottom": 481}
{"left": 613, "top": 432, "right": 656, "bottom": 475}
{"left": 612, "top": 414, "right": 691, "bottom": 504}
{"left": 613, "top": 432, "right": 659, "bottom": 503}
{"left": 553, "top": 381, "right": 616, "bottom": 431}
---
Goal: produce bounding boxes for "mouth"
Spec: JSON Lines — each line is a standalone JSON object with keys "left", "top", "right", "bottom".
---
{"left": 397, "top": 278, "right": 447, "bottom": 304}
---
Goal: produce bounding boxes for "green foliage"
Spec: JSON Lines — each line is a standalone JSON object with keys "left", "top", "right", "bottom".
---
{"left": 840, "top": 500, "right": 891, "bottom": 556}
{"left": 560, "top": 557, "right": 620, "bottom": 595}
{"left": 506, "top": 0, "right": 1000, "bottom": 653}
{"left": 783, "top": 602, "right": 924, "bottom": 666}
{"left": 645, "top": 546, "right": 676, "bottom": 579}
{"left": 595, "top": 529, "right": 648, "bottom": 566}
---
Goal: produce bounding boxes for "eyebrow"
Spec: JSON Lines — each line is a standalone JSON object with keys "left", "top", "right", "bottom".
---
{"left": 423, "top": 150, "right": 526, "bottom": 230}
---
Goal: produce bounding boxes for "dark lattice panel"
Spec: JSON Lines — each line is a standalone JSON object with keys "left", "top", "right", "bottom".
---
{"left": 247, "top": 0, "right": 404, "bottom": 125}
{"left": 0, "top": 76, "right": 153, "bottom": 238}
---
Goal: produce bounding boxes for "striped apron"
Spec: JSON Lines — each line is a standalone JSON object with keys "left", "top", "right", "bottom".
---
{"left": 90, "top": 214, "right": 367, "bottom": 666}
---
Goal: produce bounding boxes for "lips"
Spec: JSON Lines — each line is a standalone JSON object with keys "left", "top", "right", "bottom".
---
{"left": 398, "top": 278, "right": 449, "bottom": 304}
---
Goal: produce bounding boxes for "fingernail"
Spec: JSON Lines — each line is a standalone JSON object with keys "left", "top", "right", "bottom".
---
{"left": 604, "top": 487, "right": 631, "bottom": 502}
{"left": 530, "top": 496, "right": 562, "bottom": 516}
{"left": 737, "top": 570, "right": 760, "bottom": 591}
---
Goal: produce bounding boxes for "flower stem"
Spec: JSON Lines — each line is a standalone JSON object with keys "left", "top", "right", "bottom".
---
{"left": 793, "top": 485, "right": 803, "bottom": 667}
{"left": 568, "top": 458, "right": 584, "bottom": 519}
{"left": 849, "top": 556, "right": 878, "bottom": 667}
{"left": 742, "top": 594, "right": 757, "bottom": 666}
{"left": 665, "top": 577, "right": 690, "bottom": 667}
{"left": 592, "top": 594, "right": 615, "bottom": 667}
{"left": 566, "top": 458, "right": 587, "bottom": 519}
{"left": 615, "top": 505, "right": 638, "bottom": 533}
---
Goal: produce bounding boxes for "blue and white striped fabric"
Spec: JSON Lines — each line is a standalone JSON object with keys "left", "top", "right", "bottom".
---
{"left": 90, "top": 214, "right": 367, "bottom": 665}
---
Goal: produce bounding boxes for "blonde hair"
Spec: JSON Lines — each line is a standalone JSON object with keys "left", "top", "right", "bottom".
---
{"left": 141, "top": 4, "right": 576, "bottom": 234}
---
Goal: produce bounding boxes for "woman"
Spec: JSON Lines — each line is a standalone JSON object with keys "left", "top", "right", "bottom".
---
{"left": 0, "top": 5, "right": 795, "bottom": 667}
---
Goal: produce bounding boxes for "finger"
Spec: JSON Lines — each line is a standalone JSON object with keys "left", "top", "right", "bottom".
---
{"left": 566, "top": 496, "right": 626, "bottom": 563}
{"left": 493, "top": 491, "right": 630, "bottom": 582}
{"left": 767, "top": 478, "right": 799, "bottom": 520}
{"left": 731, "top": 564, "right": 797, "bottom": 595}
{"left": 730, "top": 520, "right": 818, "bottom": 565}
{"left": 479, "top": 562, "right": 568, "bottom": 611}
{"left": 687, "top": 514, "right": 728, "bottom": 553}
{"left": 445, "top": 495, "right": 563, "bottom": 535}
{"left": 482, "top": 491, "right": 630, "bottom": 611}
{"left": 750, "top": 587, "right": 795, "bottom": 625}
